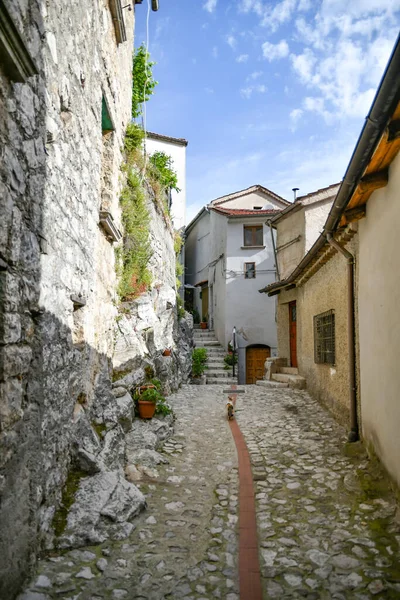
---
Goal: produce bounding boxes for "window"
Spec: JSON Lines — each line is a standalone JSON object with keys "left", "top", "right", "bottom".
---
{"left": 244, "top": 263, "right": 256, "bottom": 279}
{"left": 243, "top": 225, "right": 263, "bottom": 246}
{"left": 253, "top": 206, "right": 262, "bottom": 210}
{"left": 314, "top": 310, "right": 335, "bottom": 365}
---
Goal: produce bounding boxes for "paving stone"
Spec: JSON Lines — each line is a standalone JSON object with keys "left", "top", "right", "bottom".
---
{"left": 20, "top": 385, "right": 400, "bottom": 600}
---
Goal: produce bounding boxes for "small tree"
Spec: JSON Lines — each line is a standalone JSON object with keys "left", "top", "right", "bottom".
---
{"left": 149, "top": 151, "right": 181, "bottom": 192}
{"left": 132, "top": 44, "right": 158, "bottom": 119}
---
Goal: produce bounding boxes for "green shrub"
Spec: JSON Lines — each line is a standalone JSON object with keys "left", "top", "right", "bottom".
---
{"left": 192, "top": 347, "right": 208, "bottom": 377}
{"left": 224, "top": 353, "right": 238, "bottom": 367}
{"left": 176, "top": 294, "right": 185, "bottom": 319}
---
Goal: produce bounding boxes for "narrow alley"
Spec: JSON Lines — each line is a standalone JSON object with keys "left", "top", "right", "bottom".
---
{"left": 20, "top": 385, "right": 400, "bottom": 600}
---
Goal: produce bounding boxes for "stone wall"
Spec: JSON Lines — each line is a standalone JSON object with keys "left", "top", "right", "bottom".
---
{"left": 113, "top": 187, "right": 193, "bottom": 395}
{"left": 0, "top": 1, "right": 136, "bottom": 596}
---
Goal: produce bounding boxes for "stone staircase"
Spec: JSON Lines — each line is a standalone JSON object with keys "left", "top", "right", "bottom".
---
{"left": 256, "top": 364, "right": 306, "bottom": 390}
{"left": 193, "top": 329, "right": 238, "bottom": 385}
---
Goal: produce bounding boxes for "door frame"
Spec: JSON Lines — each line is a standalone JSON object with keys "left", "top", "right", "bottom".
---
{"left": 288, "top": 300, "right": 297, "bottom": 368}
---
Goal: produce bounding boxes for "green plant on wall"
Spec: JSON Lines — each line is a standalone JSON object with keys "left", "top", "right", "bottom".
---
{"left": 116, "top": 127, "right": 153, "bottom": 300}
{"left": 131, "top": 44, "right": 158, "bottom": 119}
{"left": 149, "top": 151, "right": 181, "bottom": 193}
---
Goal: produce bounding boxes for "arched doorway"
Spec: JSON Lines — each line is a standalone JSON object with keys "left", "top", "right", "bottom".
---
{"left": 246, "top": 344, "right": 270, "bottom": 384}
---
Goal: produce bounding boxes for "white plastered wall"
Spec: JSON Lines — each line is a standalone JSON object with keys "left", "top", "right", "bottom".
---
{"left": 358, "top": 150, "right": 400, "bottom": 487}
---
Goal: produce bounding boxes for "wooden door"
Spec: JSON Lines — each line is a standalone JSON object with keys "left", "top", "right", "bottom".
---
{"left": 201, "top": 286, "right": 209, "bottom": 321}
{"left": 289, "top": 301, "right": 297, "bottom": 368}
{"left": 246, "top": 347, "right": 270, "bottom": 384}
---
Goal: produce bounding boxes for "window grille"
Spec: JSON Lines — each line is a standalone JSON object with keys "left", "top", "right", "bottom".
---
{"left": 244, "top": 262, "right": 256, "bottom": 279}
{"left": 314, "top": 310, "right": 335, "bottom": 365}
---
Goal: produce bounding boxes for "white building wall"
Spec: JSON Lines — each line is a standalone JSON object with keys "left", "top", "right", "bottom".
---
{"left": 224, "top": 220, "right": 277, "bottom": 352}
{"left": 213, "top": 190, "right": 283, "bottom": 210}
{"left": 209, "top": 211, "right": 228, "bottom": 345}
{"left": 184, "top": 210, "right": 210, "bottom": 318}
{"left": 146, "top": 136, "right": 186, "bottom": 230}
{"left": 358, "top": 150, "right": 400, "bottom": 487}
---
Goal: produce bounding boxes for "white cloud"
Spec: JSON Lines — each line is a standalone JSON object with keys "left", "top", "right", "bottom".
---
{"left": 247, "top": 71, "right": 263, "bottom": 80}
{"left": 238, "top": 0, "right": 296, "bottom": 30}
{"left": 236, "top": 54, "right": 249, "bottom": 63}
{"left": 203, "top": 0, "right": 217, "bottom": 13}
{"left": 289, "top": 108, "right": 303, "bottom": 131}
{"left": 226, "top": 34, "right": 237, "bottom": 49}
{"left": 240, "top": 84, "right": 267, "bottom": 99}
{"left": 205, "top": 87, "right": 214, "bottom": 94}
{"left": 262, "top": 39, "right": 289, "bottom": 61}
{"left": 212, "top": 46, "right": 218, "bottom": 58}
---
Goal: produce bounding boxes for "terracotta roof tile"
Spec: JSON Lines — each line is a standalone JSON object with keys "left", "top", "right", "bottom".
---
{"left": 212, "top": 207, "right": 280, "bottom": 217}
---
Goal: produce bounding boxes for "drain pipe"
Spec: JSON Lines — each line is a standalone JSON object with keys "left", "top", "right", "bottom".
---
{"left": 326, "top": 233, "right": 358, "bottom": 442}
{"left": 267, "top": 219, "right": 280, "bottom": 281}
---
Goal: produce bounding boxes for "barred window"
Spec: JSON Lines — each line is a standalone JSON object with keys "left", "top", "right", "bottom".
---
{"left": 314, "top": 310, "right": 335, "bottom": 365}
{"left": 244, "top": 262, "right": 256, "bottom": 279}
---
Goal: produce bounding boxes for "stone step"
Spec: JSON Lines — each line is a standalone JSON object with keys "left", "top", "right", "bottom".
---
{"left": 206, "top": 370, "right": 235, "bottom": 378}
{"left": 206, "top": 364, "right": 229, "bottom": 370}
{"left": 206, "top": 356, "right": 226, "bottom": 362}
{"left": 194, "top": 340, "right": 221, "bottom": 347}
{"left": 278, "top": 367, "right": 299, "bottom": 375}
{"left": 256, "top": 379, "right": 289, "bottom": 389}
{"left": 193, "top": 329, "right": 215, "bottom": 337}
{"left": 207, "top": 377, "right": 238, "bottom": 385}
{"left": 271, "top": 373, "right": 306, "bottom": 389}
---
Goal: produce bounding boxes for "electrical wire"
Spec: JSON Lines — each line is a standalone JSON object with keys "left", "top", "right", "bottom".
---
{"left": 139, "top": 0, "right": 151, "bottom": 183}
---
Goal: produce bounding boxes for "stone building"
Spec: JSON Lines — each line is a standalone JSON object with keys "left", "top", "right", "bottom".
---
{"left": 260, "top": 36, "right": 400, "bottom": 487}
{"left": 0, "top": 0, "right": 174, "bottom": 596}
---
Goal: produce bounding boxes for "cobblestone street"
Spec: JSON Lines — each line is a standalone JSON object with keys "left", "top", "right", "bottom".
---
{"left": 20, "top": 385, "right": 400, "bottom": 600}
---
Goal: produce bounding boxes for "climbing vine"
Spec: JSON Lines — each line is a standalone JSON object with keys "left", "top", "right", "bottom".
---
{"left": 131, "top": 44, "right": 158, "bottom": 119}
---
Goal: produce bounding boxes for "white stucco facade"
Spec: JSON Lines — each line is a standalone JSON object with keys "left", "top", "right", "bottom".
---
{"left": 185, "top": 186, "right": 289, "bottom": 364}
{"left": 358, "top": 150, "right": 400, "bottom": 487}
{"left": 146, "top": 132, "right": 187, "bottom": 230}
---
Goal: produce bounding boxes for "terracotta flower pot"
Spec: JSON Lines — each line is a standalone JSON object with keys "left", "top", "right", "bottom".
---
{"left": 139, "top": 384, "right": 156, "bottom": 393}
{"left": 163, "top": 349, "right": 171, "bottom": 356}
{"left": 138, "top": 400, "right": 156, "bottom": 419}
{"left": 200, "top": 322, "right": 207, "bottom": 329}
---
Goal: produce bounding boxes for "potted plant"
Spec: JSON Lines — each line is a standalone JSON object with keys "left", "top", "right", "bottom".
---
{"left": 191, "top": 348, "right": 208, "bottom": 384}
{"left": 136, "top": 380, "right": 173, "bottom": 419}
{"left": 192, "top": 308, "right": 200, "bottom": 324}
{"left": 162, "top": 348, "right": 171, "bottom": 357}
{"left": 137, "top": 387, "right": 158, "bottom": 419}
{"left": 200, "top": 314, "right": 208, "bottom": 329}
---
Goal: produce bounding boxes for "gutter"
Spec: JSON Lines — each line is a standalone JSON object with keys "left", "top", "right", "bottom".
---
{"left": 259, "top": 33, "right": 400, "bottom": 297}
{"left": 326, "top": 234, "right": 358, "bottom": 442}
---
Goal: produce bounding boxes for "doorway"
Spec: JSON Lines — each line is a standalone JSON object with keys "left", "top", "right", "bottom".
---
{"left": 246, "top": 345, "right": 271, "bottom": 384}
{"left": 201, "top": 286, "right": 209, "bottom": 321}
{"left": 289, "top": 301, "right": 297, "bottom": 368}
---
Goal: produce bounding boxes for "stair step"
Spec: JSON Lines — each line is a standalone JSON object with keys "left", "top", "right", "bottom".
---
{"left": 271, "top": 373, "right": 306, "bottom": 389}
{"left": 207, "top": 378, "right": 238, "bottom": 385}
{"left": 278, "top": 367, "right": 299, "bottom": 375}
{"left": 206, "top": 370, "right": 235, "bottom": 378}
{"left": 256, "top": 379, "right": 289, "bottom": 389}
{"left": 194, "top": 340, "right": 221, "bottom": 347}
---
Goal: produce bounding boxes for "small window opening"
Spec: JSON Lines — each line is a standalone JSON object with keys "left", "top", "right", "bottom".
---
{"left": 244, "top": 263, "right": 256, "bottom": 279}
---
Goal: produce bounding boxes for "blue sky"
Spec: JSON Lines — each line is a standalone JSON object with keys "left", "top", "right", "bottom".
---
{"left": 135, "top": 0, "right": 400, "bottom": 223}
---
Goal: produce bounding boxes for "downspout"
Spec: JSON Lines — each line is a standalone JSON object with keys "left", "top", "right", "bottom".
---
{"left": 326, "top": 234, "right": 358, "bottom": 442}
{"left": 267, "top": 219, "right": 280, "bottom": 281}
